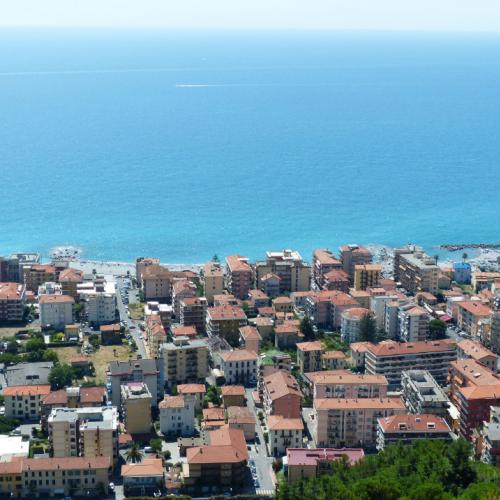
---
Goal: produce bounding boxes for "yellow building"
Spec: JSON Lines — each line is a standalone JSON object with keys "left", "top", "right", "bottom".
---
{"left": 353, "top": 264, "right": 382, "bottom": 291}
{"left": 203, "top": 261, "right": 224, "bottom": 304}
{"left": 23, "top": 264, "right": 56, "bottom": 293}
{"left": 297, "top": 341, "right": 324, "bottom": 374}
{"left": 121, "top": 382, "right": 152, "bottom": 435}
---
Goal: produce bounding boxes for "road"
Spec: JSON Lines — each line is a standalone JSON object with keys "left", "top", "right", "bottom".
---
{"left": 115, "top": 277, "right": 147, "bottom": 359}
{"left": 245, "top": 388, "right": 275, "bottom": 496}
{"left": 446, "top": 326, "right": 471, "bottom": 343}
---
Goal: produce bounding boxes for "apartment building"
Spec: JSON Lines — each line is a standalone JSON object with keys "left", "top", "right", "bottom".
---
{"left": 456, "top": 384, "right": 500, "bottom": 439}
{"left": 456, "top": 301, "right": 493, "bottom": 338}
{"left": 307, "top": 371, "right": 388, "bottom": 400}
{"left": 313, "top": 397, "right": 405, "bottom": 448}
{"left": 203, "top": 261, "right": 224, "bottom": 304}
{"left": 218, "top": 348, "right": 258, "bottom": 385}
{"left": 107, "top": 358, "right": 161, "bottom": 408}
{"left": 0, "top": 282, "right": 26, "bottom": 322}
{"left": 398, "top": 304, "right": 429, "bottom": 342}
{"left": 239, "top": 325, "right": 261, "bottom": 354}
{"left": 3, "top": 385, "right": 51, "bottom": 421}
{"left": 267, "top": 415, "right": 304, "bottom": 456}
{"left": 312, "top": 249, "right": 342, "bottom": 288}
{"left": 286, "top": 448, "right": 364, "bottom": 485}
{"left": 40, "top": 386, "right": 107, "bottom": 430}
{"left": 221, "top": 385, "right": 246, "bottom": 408}
{"left": 144, "top": 301, "right": 172, "bottom": 330}
{"left": 353, "top": 264, "right": 382, "bottom": 291}
{"left": 48, "top": 407, "right": 118, "bottom": 466}
{"left": 172, "top": 279, "right": 197, "bottom": 319}
{"left": 393, "top": 246, "right": 439, "bottom": 294}
{"left": 100, "top": 323, "right": 122, "bottom": 345}
{"left": 177, "top": 383, "right": 206, "bottom": 411}
{"left": 184, "top": 427, "right": 248, "bottom": 488}
{"left": 262, "top": 370, "right": 302, "bottom": 419}
{"left": 159, "top": 394, "right": 195, "bottom": 437}
{"left": 365, "top": 339, "right": 457, "bottom": 388}
{"left": 39, "top": 294, "right": 74, "bottom": 329}
{"left": 480, "top": 407, "right": 500, "bottom": 467}
{"left": 376, "top": 414, "right": 452, "bottom": 450}
{"left": 457, "top": 339, "right": 499, "bottom": 373}
{"left": 260, "top": 273, "right": 281, "bottom": 297}
{"left": 255, "top": 249, "right": 311, "bottom": 294}
{"left": 141, "top": 264, "right": 172, "bottom": 302}
{"left": 225, "top": 255, "right": 253, "bottom": 300}
{"left": 206, "top": 305, "right": 247, "bottom": 346}
{"left": 180, "top": 296, "right": 208, "bottom": 334}
{"left": 322, "top": 269, "right": 350, "bottom": 293}
{"left": 144, "top": 314, "right": 166, "bottom": 358}
{"left": 0, "top": 457, "right": 111, "bottom": 498}
{"left": 401, "top": 370, "right": 449, "bottom": 417}
{"left": 448, "top": 359, "right": 499, "bottom": 400}
{"left": 321, "top": 350, "right": 348, "bottom": 370}
{"left": 492, "top": 311, "right": 500, "bottom": 354}
{"left": 259, "top": 350, "right": 292, "bottom": 379}
{"left": 0, "top": 252, "right": 40, "bottom": 283}
{"left": 340, "top": 307, "right": 373, "bottom": 344}
{"left": 58, "top": 267, "right": 83, "bottom": 299}
{"left": 296, "top": 341, "right": 323, "bottom": 373}
{"left": 23, "top": 264, "right": 55, "bottom": 293}
{"left": 122, "top": 459, "right": 164, "bottom": 498}
{"left": 274, "top": 321, "right": 303, "bottom": 349}
{"left": 339, "top": 245, "right": 372, "bottom": 284}
{"left": 121, "top": 382, "right": 152, "bottom": 435}
{"left": 135, "top": 257, "right": 160, "bottom": 287}
{"left": 160, "top": 337, "right": 209, "bottom": 389}
{"left": 78, "top": 278, "right": 117, "bottom": 326}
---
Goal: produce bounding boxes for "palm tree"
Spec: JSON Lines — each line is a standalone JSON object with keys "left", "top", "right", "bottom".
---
{"left": 462, "top": 252, "right": 468, "bottom": 262}
{"left": 125, "top": 442, "right": 144, "bottom": 463}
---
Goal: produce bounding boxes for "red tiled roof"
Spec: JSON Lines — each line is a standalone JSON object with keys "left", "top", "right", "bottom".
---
{"left": 378, "top": 414, "right": 451, "bottom": 433}
{"left": 39, "top": 294, "right": 74, "bottom": 304}
{"left": 4, "top": 385, "right": 51, "bottom": 397}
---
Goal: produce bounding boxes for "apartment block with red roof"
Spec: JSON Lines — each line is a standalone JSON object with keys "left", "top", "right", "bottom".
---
{"left": 0, "top": 282, "right": 26, "bottom": 322}
{"left": 177, "top": 383, "right": 206, "bottom": 411}
{"left": 339, "top": 244, "right": 372, "bottom": 285}
{"left": 312, "top": 249, "right": 342, "bottom": 289}
{"left": 296, "top": 341, "right": 323, "bottom": 373}
{"left": 58, "top": 267, "right": 83, "bottom": 299}
{"left": 365, "top": 339, "right": 457, "bottom": 388}
{"left": 0, "top": 456, "right": 111, "bottom": 498}
{"left": 376, "top": 414, "right": 452, "bottom": 450}
{"left": 206, "top": 305, "right": 247, "bottom": 345}
{"left": 218, "top": 349, "right": 258, "bottom": 386}
{"left": 397, "top": 304, "right": 429, "bottom": 343}
{"left": 322, "top": 269, "right": 350, "bottom": 293}
{"left": 141, "top": 265, "right": 172, "bottom": 302}
{"left": 321, "top": 350, "right": 349, "bottom": 370}
{"left": 184, "top": 427, "right": 248, "bottom": 488}
{"left": 122, "top": 458, "right": 165, "bottom": 497}
{"left": 268, "top": 415, "right": 304, "bottom": 456}
{"left": 173, "top": 279, "right": 197, "bottom": 319}
{"left": 456, "top": 300, "right": 493, "bottom": 338}
{"left": 39, "top": 294, "right": 74, "bottom": 329}
{"left": 457, "top": 339, "right": 499, "bottom": 373}
{"left": 180, "top": 297, "right": 208, "bottom": 334}
{"left": 3, "top": 385, "right": 51, "bottom": 421}
{"left": 23, "top": 264, "right": 55, "bottom": 293}
{"left": 286, "top": 447, "right": 364, "bottom": 484}
{"left": 221, "top": 385, "right": 246, "bottom": 407}
{"left": 262, "top": 370, "right": 302, "bottom": 419}
{"left": 225, "top": 255, "right": 253, "bottom": 300}
{"left": 313, "top": 397, "right": 405, "bottom": 448}
{"left": 353, "top": 264, "right": 382, "bottom": 291}
{"left": 238, "top": 325, "right": 261, "bottom": 354}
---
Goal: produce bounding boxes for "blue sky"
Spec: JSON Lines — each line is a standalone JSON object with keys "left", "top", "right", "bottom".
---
{"left": 0, "top": 0, "right": 499, "bottom": 31}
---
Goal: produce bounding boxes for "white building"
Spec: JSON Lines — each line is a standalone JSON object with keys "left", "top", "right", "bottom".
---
{"left": 78, "top": 278, "right": 117, "bottom": 326}
{"left": 340, "top": 308, "right": 373, "bottom": 344}
{"left": 39, "top": 294, "right": 74, "bottom": 329}
{"left": 218, "top": 349, "right": 258, "bottom": 386}
{"left": 398, "top": 305, "right": 429, "bottom": 342}
{"left": 37, "top": 282, "right": 62, "bottom": 296}
{"left": 159, "top": 395, "right": 195, "bottom": 437}
{"left": 3, "top": 385, "right": 51, "bottom": 421}
{"left": 0, "top": 435, "right": 30, "bottom": 462}
{"left": 267, "top": 415, "right": 304, "bottom": 457}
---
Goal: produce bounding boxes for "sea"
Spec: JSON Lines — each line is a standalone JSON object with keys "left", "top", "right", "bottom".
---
{"left": 0, "top": 29, "right": 499, "bottom": 264}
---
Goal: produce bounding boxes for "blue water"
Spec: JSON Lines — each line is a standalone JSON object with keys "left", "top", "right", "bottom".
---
{"left": 0, "top": 30, "right": 499, "bottom": 263}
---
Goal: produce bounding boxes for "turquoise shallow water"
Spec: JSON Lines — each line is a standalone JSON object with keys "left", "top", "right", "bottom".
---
{"left": 0, "top": 30, "right": 499, "bottom": 262}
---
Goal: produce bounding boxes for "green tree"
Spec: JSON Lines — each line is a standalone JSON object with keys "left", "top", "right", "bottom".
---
{"left": 6, "top": 340, "right": 19, "bottom": 354}
{"left": 42, "top": 349, "right": 59, "bottom": 363}
{"left": 429, "top": 319, "right": 448, "bottom": 340}
{"left": 359, "top": 313, "right": 376, "bottom": 342}
{"left": 204, "top": 386, "right": 221, "bottom": 406}
{"left": 73, "top": 303, "right": 83, "bottom": 321}
{"left": 300, "top": 316, "right": 315, "bottom": 339}
{"left": 125, "top": 442, "right": 144, "bottom": 463}
{"left": 48, "top": 363, "right": 75, "bottom": 390}
{"left": 25, "top": 337, "right": 45, "bottom": 352}
{"left": 149, "top": 438, "right": 162, "bottom": 453}
{"left": 0, "top": 416, "right": 20, "bottom": 434}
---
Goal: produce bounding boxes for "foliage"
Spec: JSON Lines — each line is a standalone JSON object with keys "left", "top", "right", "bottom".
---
{"left": 359, "top": 313, "right": 376, "bottom": 342}
{"left": 171, "top": 384, "right": 178, "bottom": 396}
{"left": 204, "top": 385, "right": 221, "bottom": 406}
{"left": 25, "top": 337, "right": 45, "bottom": 352}
{"left": 6, "top": 340, "right": 19, "bottom": 354}
{"left": 0, "top": 352, "right": 22, "bottom": 365}
{"left": 48, "top": 363, "right": 75, "bottom": 390}
{"left": 149, "top": 438, "right": 162, "bottom": 453}
{"left": 322, "top": 333, "right": 350, "bottom": 353}
{"left": 126, "top": 442, "right": 144, "bottom": 463}
{"left": 89, "top": 333, "right": 101, "bottom": 350}
{"left": 429, "top": 319, "right": 448, "bottom": 340}
{"left": 163, "top": 450, "right": 172, "bottom": 461}
{"left": 0, "top": 415, "right": 20, "bottom": 434}
{"left": 273, "top": 457, "right": 283, "bottom": 472}
{"left": 42, "top": 349, "right": 59, "bottom": 362}
{"left": 276, "top": 439, "right": 500, "bottom": 500}
{"left": 300, "top": 317, "right": 315, "bottom": 340}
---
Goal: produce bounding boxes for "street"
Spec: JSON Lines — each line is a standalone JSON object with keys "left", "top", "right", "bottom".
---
{"left": 115, "top": 276, "right": 147, "bottom": 359}
{"left": 245, "top": 388, "right": 275, "bottom": 496}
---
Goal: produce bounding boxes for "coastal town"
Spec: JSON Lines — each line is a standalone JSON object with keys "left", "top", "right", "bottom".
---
{"left": 0, "top": 244, "right": 499, "bottom": 499}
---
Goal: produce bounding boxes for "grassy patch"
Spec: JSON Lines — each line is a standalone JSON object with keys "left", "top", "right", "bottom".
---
{"left": 51, "top": 345, "right": 133, "bottom": 385}
{"left": 128, "top": 303, "right": 144, "bottom": 320}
